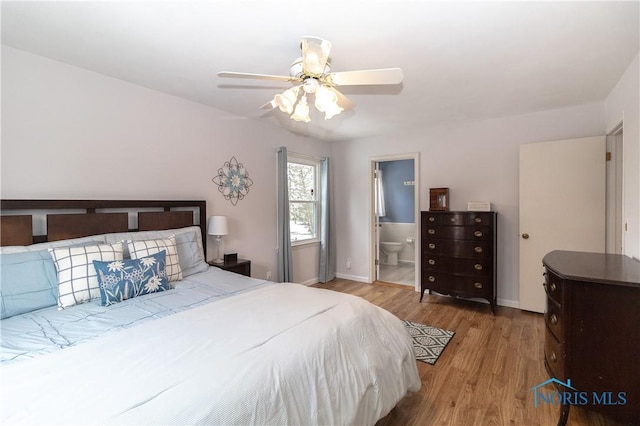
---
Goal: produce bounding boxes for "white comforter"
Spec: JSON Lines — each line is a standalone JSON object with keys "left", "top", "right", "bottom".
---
{"left": 0, "top": 283, "right": 421, "bottom": 425}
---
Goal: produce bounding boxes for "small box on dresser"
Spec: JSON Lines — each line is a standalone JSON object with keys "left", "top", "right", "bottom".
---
{"left": 420, "top": 211, "right": 497, "bottom": 313}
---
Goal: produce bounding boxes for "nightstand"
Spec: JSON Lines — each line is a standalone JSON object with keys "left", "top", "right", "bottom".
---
{"left": 208, "top": 258, "right": 251, "bottom": 277}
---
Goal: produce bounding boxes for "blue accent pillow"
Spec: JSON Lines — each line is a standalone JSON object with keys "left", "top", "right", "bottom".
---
{"left": 92, "top": 250, "right": 169, "bottom": 306}
{"left": 0, "top": 250, "right": 59, "bottom": 319}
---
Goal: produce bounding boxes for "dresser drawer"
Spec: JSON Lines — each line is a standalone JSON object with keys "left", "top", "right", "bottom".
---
{"left": 422, "top": 255, "right": 493, "bottom": 276}
{"left": 544, "top": 329, "right": 566, "bottom": 380}
{"left": 422, "top": 212, "right": 469, "bottom": 226}
{"left": 544, "top": 270, "right": 563, "bottom": 304}
{"left": 545, "top": 296, "right": 562, "bottom": 341}
{"left": 465, "top": 212, "right": 494, "bottom": 226}
{"left": 422, "top": 272, "right": 493, "bottom": 297}
{"left": 422, "top": 213, "right": 441, "bottom": 224}
{"left": 422, "top": 225, "right": 492, "bottom": 241}
{"left": 423, "top": 239, "right": 491, "bottom": 258}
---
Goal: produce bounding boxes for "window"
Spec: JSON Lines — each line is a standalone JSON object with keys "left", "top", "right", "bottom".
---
{"left": 288, "top": 155, "right": 321, "bottom": 244}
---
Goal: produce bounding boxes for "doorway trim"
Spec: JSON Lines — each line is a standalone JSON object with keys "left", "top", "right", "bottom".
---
{"left": 369, "top": 152, "right": 420, "bottom": 292}
{"left": 606, "top": 121, "right": 624, "bottom": 254}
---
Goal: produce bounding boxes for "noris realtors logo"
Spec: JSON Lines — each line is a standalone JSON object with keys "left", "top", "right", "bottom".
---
{"left": 529, "top": 378, "right": 627, "bottom": 408}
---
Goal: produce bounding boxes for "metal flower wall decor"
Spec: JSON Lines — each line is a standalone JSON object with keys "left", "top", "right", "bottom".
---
{"left": 212, "top": 156, "right": 254, "bottom": 206}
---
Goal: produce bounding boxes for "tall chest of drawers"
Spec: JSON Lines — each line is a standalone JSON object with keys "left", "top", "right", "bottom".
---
{"left": 420, "top": 211, "right": 497, "bottom": 313}
{"left": 542, "top": 250, "right": 640, "bottom": 425}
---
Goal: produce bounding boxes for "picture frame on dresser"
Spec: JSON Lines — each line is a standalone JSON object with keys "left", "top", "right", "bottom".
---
{"left": 420, "top": 210, "right": 497, "bottom": 314}
{"left": 429, "top": 188, "right": 449, "bottom": 211}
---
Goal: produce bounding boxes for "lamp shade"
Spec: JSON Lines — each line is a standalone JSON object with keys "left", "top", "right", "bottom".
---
{"left": 207, "top": 215, "right": 228, "bottom": 236}
{"left": 290, "top": 94, "right": 311, "bottom": 122}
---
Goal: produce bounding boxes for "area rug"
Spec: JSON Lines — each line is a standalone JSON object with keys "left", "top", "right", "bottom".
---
{"left": 402, "top": 320, "right": 455, "bottom": 365}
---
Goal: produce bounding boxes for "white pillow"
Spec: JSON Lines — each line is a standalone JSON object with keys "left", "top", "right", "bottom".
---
{"left": 104, "top": 226, "right": 206, "bottom": 277}
{"left": 48, "top": 243, "right": 124, "bottom": 309}
{"left": 127, "top": 236, "right": 182, "bottom": 283}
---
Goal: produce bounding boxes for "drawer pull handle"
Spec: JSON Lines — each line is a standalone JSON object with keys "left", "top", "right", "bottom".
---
{"left": 474, "top": 231, "right": 483, "bottom": 237}
{"left": 474, "top": 282, "right": 483, "bottom": 289}
{"left": 428, "top": 216, "right": 435, "bottom": 222}
{"left": 428, "top": 243, "right": 436, "bottom": 249}
{"left": 474, "top": 264, "right": 483, "bottom": 271}
{"left": 550, "top": 314, "right": 558, "bottom": 325}
{"left": 550, "top": 282, "right": 557, "bottom": 292}
{"left": 550, "top": 352, "right": 557, "bottom": 363}
{"left": 475, "top": 217, "right": 482, "bottom": 223}
{"left": 428, "top": 259, "right": 435, "bottom": 265}
{"left": 428, "top": 229, "right": 436, "bottom": 235}
{"left": 474, "top": 246, "right": 483, "bottom": 253}
{"left": 428, "top": 276, "right": 436, "bottom": 282}
{"left": 450, "top": 217, "right": 457, "bottom": 222}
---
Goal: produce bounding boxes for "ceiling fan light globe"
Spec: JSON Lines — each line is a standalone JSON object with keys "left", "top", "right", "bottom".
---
{"left": 302, "top": 37, "right": 331, "bottom": 76}
{"left": 274, "top": 94, "right": 293, "bottom": 114}
{"left": 321, "top": 103, "right": 343, "bottom": 120}
{"left": 314, "top": 85, "right": 343, "bottom": 119}
{"left": 291, "top": 94, "right": 311, "bottom": 122}
{"left": 315, "top": 85, "right": 337, "bottom": 106}
{"left": 274, "top": 86, "right": 300, "bottom": 114}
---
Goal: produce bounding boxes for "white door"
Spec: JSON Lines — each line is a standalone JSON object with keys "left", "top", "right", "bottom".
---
{"left": 519, "top": 136, "right": 606, "bottom": 313}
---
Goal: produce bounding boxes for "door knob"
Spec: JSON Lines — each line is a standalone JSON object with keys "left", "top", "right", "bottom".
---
{"left": 522, "top": 233, "right": 530, "bottom": 239}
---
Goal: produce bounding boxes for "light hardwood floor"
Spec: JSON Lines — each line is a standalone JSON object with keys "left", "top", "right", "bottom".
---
{"left": 313, "top": 279, "right": 625, "bottom": 426}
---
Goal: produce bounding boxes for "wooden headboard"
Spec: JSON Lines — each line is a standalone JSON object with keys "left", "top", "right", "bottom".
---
{"left": 0, "top": 200, "right": 207, "bottom": 250}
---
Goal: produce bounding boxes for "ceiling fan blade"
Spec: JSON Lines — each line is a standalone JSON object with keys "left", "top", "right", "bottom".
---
{"left": 327, "top": 68, "right": 404, "bottom": 86}
{"left": 301, "top": 36, "right": 331, "bottom": 77}
{"left": 259, "top": 100, "right": 276, "bottom": 110}
{"left": 217, "top": 71, "right": 298, "bottom": 83}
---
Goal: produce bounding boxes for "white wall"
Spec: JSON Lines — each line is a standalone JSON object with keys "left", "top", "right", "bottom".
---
{"left": 604, "top": 53, "right": 640, "bottom": 260}
{"left": 0, "top": 46, "right": 330, "bottom": 283}
{"left": 332, "top": 102, "right": 606, "bottom": 307}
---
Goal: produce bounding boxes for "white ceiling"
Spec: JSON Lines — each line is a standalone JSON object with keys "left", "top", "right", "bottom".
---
{"left": 2, "top": 1, "right": 638, "bottom": 142}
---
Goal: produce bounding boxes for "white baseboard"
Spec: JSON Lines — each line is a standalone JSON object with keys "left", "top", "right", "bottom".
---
{"left": 335, "top": 272, "right": 370, "bottom": 283}
{"left": 497, "top": 297, "right": 519, "bottom": 309}
{"left": 299, "top": 277, "right": 319, "bottom": 286}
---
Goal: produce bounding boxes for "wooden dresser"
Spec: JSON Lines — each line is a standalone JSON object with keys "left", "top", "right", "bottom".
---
{"left": 542, "top": 250, "right": 640, "bottom": 425}
{"left": 420, "top": 211, "right": 497, "bottom": 313}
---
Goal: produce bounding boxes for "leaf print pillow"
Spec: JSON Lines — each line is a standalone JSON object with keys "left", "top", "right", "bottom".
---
{"left": 92, "top": 250, "right": 170, "bottom": 306}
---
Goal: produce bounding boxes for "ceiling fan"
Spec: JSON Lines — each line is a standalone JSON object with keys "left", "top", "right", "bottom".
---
{"left": 217, "top": 36, "right": 404, "bottom": 122}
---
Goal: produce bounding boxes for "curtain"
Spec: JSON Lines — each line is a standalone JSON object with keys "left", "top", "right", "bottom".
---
{"left": 319, "top": 157, "right": 335, "bottom": 283}
{"left": 277, "top": 147, "right": 293, "bottom": 282}
{"left": 375, "top": 168, "right": 386, "bottom": 217}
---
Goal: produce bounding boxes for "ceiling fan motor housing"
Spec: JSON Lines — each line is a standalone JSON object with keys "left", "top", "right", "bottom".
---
{"left": 289, "top": 58, "right": 331, "bottom": 80}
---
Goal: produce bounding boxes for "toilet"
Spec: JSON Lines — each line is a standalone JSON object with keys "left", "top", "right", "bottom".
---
{"left": 380, "top": 242, "right": 403, "bottom": 265}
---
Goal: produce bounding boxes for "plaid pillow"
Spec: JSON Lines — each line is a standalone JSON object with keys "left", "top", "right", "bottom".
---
{"left": 127, "top": 236, "right": 182, "bottom": 283}
{"left": 48, "top": 243, "right": 124, "bottom": 309}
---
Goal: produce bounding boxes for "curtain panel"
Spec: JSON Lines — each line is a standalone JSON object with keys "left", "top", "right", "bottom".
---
{"left": 319, "top": 157, "right": 335, "bottom": 283}
{"left": 277, "top": 147, "right": 293, "bottom": 282}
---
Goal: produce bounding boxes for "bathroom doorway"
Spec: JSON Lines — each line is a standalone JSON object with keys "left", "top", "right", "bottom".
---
{"left": 370, "top": 153, "right": 420, "bottom": 290}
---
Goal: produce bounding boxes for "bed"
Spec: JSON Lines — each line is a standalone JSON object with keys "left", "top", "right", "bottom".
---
{"left": 0, "top": 199, "right": 421, "bottom": 425}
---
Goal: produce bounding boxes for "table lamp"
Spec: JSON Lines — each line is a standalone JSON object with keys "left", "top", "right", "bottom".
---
{"left": 208, "top": 215, "right": 228, "bottom": 264}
